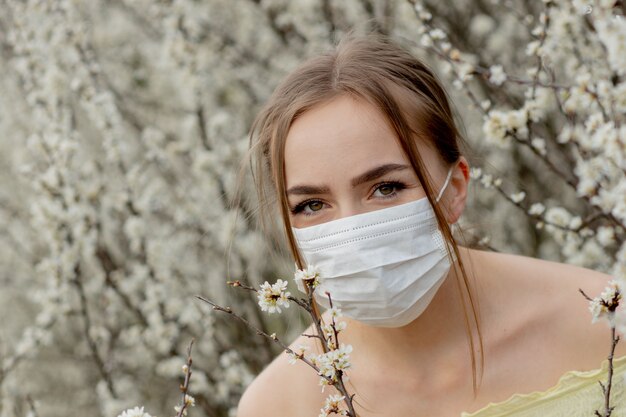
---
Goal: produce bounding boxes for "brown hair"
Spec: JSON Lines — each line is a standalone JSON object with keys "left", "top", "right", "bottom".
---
{"left": 247, "top": 32, "right": 485, "bottom": 395}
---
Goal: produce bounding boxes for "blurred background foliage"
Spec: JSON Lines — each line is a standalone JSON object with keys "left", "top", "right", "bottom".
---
{"left": 0, "top": 0, "right": 624, "bottom": 416}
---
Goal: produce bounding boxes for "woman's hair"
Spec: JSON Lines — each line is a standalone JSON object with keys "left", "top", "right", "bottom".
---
{"left": 246, "top": 32, "right": 485, "bottom": 395}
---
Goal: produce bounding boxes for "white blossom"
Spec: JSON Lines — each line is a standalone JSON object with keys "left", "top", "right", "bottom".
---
{"left": 334, "top": 321, "right": 347, "bottom": 332}
{"left": 429, "top": 28, "right": 447, "bottom": 40}
{"left": 596, "top": 226, "right": 616, "bottom": 247}
{"left": 526, "top": 40, "right": 541, "bottom": 56}
{"left": 294, "top": 264, "right": 322, "bottom": 291}
{"left": 482, "top": 109, "right": 528, "bottom": 148}
{"left": 531, "top": 137, "right": 547, "bottom": 156}
{"left": 257, "top": 279, "right": 291, "bottom": 314}
{"left": 545, "top": 206, "right": 572, "bottom": 227}
{"left": 457, "top": 62, "right": 475, "bottom": 81}
{"left": 287, "top": 344, "right": 311, "bottom": 365}
{"left": 310, "top": 343, "right": 353, "bottom": 392}
{"left": 479, "top": 173, "right": 494, "bottom": 188}
{"left": 528, "top": 202, "right": 546, "bottom": 216}
{"left": 469, "top": 167, "right": 482, "bottom": 179}
{"left": 117, "top": 407, "right": 154, "bottom": 417}
{"left": 488, "top": 65, "right": 507, "bottom": 86}
{"left": 318, "top": 394, "right": 348, "bottom": 417}
{"left": 510, "top": 191, "right": 526, "bottom": 203}
{"left": 588, "top": 280, "right": 621, "bottom": 326}
{"left": 329, "top": 306, "right": 343, "bottom": 318}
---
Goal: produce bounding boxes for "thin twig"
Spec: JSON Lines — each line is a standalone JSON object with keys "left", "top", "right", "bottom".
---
{"left": 601, "top": 327, "right": 619, "bottom": 417}
{"left": 593, "top": 326, "right": 620, "bottom": 417}
{"left": 195, "top": 295, "right": 325, "bottom": 380}
{"left": 580, "top": 288, "right": 621, "bottom": 417}
{"left": 195, "top": 294, "right": 358, "bottom": 416}
{"left": 175, "top": 338, "right": 195, "bottom": 417}
{"left": 25, "top": 394, "right": 39, "bottom": 417}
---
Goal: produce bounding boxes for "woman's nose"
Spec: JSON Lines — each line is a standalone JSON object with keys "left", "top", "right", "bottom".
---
{"left": 336, "top": 201, "right": 366, "bottom": 220}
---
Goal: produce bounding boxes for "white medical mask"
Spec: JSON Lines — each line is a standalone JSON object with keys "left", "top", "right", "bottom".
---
{"left": 292, "top": 166, "right": 457, "bottom": 327}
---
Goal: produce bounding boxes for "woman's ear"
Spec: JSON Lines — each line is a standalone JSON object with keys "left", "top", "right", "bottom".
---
{"left": 446, "top": 156, "right": 470, "bottom": 225}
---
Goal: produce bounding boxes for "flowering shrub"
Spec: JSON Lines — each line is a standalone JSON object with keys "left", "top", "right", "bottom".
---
{"left": 0, "top": 0, "right": 624, "bottom": 416}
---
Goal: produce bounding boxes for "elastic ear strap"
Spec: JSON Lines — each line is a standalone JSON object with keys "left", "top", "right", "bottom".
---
{"left": 435, "top": 167, "right": 454, "bottom": 203}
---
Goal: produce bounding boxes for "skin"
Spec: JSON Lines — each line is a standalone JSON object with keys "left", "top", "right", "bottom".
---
{"left": 238, "top": 94, "right": 626, "bottom": 416}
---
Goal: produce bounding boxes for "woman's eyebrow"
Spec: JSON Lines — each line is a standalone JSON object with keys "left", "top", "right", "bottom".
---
{"left": 286, "top": 163, "right": 410, "bottom": 196}
{"left": 286, "top": 184, "right": 331, "bottom": 196}
{"left": 350, "top": 163, "right": 410, "bottom": 187}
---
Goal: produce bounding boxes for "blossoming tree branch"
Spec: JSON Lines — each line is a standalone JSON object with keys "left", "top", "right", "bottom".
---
{"left": 197, "top": 266, "right": 357, "bottom": 417}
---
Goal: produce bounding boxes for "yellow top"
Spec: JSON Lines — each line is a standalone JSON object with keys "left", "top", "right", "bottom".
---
{"left": 461, "top": 354, "right": 626, "bottom": 417}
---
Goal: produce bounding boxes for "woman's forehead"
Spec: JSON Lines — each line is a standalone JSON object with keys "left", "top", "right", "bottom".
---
{"left": 284, "top": 95, "right": 436, "bottom": 187}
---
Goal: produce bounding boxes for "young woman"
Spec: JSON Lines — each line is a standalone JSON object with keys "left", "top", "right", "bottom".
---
{"left": 237, "top": 33, "right": 626, "bottom": 416}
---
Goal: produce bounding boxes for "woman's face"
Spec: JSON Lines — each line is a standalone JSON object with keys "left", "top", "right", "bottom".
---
{"left": 284, "top": 94, "right": 452, "bottom": 229}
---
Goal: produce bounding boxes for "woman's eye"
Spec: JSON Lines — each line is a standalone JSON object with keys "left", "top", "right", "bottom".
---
{"left": 292, "top": 200, "right": 325, "bottom": 216}
{"left": 305, "top": 201, "right": 324, "bottom": 212}
{"left": 372, "top": 181, "right": 405, "bottom": 198}
{"left": 376, "top": 184, "right": 396, "bottom": 196}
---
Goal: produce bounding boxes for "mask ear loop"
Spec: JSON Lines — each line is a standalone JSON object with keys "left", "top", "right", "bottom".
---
{"left": 432, "top": 165, "right": 456, "bottom": 257}
{"left": 435, "top": 166, "right": 454, "bottom": 203}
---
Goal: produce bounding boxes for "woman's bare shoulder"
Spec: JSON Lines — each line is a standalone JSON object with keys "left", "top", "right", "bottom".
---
{"left": 237, "top": 315, "right": 330, "bottom": 417}
{"left": 482, "top": 249, "right": 616, "bottom": 311}
{"left": 539, "top": 256, "right": 626, "bottom": 366}
{"left": 490, "top": 250, "right": 626, "bottom": 367}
